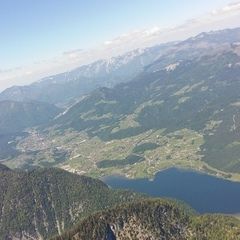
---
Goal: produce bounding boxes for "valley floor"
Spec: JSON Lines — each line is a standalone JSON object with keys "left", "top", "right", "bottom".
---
{"left": 3, "top": 128, "right": 240, "bottom": 182}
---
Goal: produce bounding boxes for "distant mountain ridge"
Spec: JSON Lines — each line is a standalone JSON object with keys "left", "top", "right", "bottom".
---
{"left": 3, "top": 27, "right": 239, "bottom": 107}
{"left": 0, "top": 44, "right": 172, "bottom": 106}
{"left": 0, "top": 100, "right": 60, "bottom": 134}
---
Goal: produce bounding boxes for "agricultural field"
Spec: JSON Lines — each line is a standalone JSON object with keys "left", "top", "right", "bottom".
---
{"left": 4, "top": 125, "right": 240, "bottom": 181}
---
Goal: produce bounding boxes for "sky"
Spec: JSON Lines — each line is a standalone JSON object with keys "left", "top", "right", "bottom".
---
{"left": 0, "top": 0, "right": 240, "bottom": 91}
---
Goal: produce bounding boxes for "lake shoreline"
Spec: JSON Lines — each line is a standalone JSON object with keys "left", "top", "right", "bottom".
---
{"left": 103, "top": 167, "right": 240, "bottom": 214}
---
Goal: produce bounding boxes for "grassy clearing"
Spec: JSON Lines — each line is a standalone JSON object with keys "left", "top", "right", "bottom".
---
{"left": 59, "top": 128, "right": 205, "bottom": 179}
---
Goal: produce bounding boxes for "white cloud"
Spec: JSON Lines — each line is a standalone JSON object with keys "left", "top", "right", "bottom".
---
{"left": 104, "top": 41, "right": 113, "bottom": 45}
{"left": 62, "top": 49, "right": 83, "bottom": 59}
{"left": 212, "top": 1, "right": 240, "bottom": 15}
{"left": 1, "top": 1, "right": 240, "bottom": 92}
{"left": 144, "top": 27, "right": 161, "bottom": 36}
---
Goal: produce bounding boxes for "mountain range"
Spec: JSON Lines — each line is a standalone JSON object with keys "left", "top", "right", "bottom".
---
{"left": 1, "top": 28, "right": 240, "bottom": 182}
{"left": 1, "top": 28, "right": 240, "bottom": 107}
{"left": 1, "top": 17, "right": 240, "bottom": 240}
{"left": 0, "top": 44, "right": 172, "bottom": 106}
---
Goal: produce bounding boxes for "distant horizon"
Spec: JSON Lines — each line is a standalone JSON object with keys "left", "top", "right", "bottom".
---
{"left": 1, "top": 0, "right": 240, "bottom": 91}
{"left": 0, "top": 25, "right": 239, "bottom": 93}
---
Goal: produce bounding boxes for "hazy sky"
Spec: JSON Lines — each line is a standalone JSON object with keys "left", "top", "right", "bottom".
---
{"left": 0, "top": 0, "right": 240, "bottom": 91}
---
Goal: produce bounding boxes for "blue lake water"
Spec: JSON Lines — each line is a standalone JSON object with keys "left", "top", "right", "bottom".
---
{"left": 103, "top": 168, "right": 240, "bottom": 214}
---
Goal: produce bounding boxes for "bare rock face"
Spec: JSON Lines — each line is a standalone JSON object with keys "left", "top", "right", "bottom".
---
{"left": 7, "top": 231, "right": 43, "bottom": 240}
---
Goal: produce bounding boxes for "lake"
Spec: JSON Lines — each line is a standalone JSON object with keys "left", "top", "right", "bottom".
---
{"left": 103, "top": 168, "right": 240, "bottom": 214}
